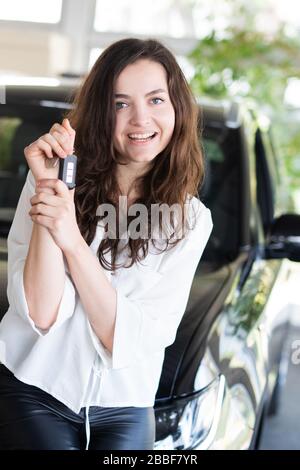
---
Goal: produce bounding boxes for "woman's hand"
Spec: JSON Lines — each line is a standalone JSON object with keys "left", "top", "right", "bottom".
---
{"left": 29, "top": 178, "right": 83, "bottom": 254}
{"left": 24, "top": 118, "right": 75, "bottom": 184}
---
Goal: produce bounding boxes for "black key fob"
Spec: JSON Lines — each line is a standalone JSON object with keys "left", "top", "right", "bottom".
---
{"left": 58, "top": 154, "right": 77, "bottom": 189}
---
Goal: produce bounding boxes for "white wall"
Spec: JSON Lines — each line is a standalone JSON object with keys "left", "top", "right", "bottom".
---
{"left": 0, "top": 0, "right": 197, "bottom": 78}
{"left": 0, "top": 28, "right": 70, "bottom": 76}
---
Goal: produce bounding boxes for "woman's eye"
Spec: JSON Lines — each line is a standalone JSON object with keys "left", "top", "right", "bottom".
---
{"left": 151, "top": 97, "right": 164, "bottom": 105}
{"left": 116, "top": 102, "right": 128, "bottom": 110}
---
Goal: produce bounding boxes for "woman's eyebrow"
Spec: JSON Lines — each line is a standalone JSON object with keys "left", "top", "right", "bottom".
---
{"left": 114, "top": 89, "right": 167, "bottom": 98}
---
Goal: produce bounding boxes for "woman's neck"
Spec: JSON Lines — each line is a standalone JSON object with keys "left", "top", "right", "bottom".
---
{"left": 115, "top": 161, "right": 150, "bottom": 201}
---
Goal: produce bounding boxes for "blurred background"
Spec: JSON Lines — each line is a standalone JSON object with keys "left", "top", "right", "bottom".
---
{"left": 1, "top": 0, "right": 300, "bottom": 450}
{"left": 0, "top": 0, "right": 299, "bottom": 208}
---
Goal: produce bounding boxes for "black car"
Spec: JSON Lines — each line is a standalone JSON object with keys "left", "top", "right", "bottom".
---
{"left": 1, "top": 80, "right": 300, "bottom": 449}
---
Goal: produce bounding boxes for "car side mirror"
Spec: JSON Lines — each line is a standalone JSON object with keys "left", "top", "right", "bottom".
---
{"left": 266, "top": 213, "right": 300, "bottom": 261}
{"left": 270, "top": 214, "right": 300, "bottom": 238}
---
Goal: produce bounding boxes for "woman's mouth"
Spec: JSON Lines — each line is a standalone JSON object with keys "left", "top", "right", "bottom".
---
{"left": 127, "top": 132, "right": 158, "bottom": 144}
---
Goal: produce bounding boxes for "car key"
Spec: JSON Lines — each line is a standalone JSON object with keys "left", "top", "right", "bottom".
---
{"left": 58, "top": 154, "right": 77, "bottom": 189}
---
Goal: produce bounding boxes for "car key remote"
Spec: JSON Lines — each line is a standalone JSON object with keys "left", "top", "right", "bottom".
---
{"left": 58, "top": 154, "right": 77, "bottom": 189}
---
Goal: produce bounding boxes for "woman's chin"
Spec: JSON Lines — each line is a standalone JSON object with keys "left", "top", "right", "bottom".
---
{"left": 126, "top": 154, "right": 158, "bottom": 164}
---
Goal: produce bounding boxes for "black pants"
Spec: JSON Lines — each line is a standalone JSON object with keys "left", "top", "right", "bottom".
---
{"left": 0, "top": 364, "right": 155, "bottom": 450}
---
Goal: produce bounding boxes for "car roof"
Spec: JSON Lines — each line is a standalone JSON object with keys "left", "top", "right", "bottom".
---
{"left": 3, "top": 78, "right": 244, "bottom": 128}
{"left": 4, "top": 77, "right": 80, "bottom": 107}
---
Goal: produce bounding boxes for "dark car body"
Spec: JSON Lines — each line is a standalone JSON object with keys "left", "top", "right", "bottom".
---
{"left": 1, "top": 80, "right": 300, "bottom": 449}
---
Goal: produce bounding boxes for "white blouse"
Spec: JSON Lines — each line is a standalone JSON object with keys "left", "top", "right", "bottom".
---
{"left": 0, "top": 170, "right": 213, "bottom": 416}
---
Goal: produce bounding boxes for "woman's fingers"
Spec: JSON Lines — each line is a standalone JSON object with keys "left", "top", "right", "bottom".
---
{"left": 62, "top": 118, "right": 76, "bottom": 153}
{"left": 24, "top": 121, "right": 75, "bottom": 181}
{"left": 29, "top": 202, "right": 61, "bottom": 218}
{"left": 30, "top": 191, "right": 60, "bottom": 207}
{"left": 62, "top": 118, "right": 75, "bottom": 135}
{"left": 51, "top": 130, "right": 71, "bottom": 154}
{"left": 30, "top": 138, "right": 54, "bottom": 160}
{"left": 49, "top": 121, "right": 75, "bottom": 155}
{"left": 35, "top": 186, "right": 56, "bottom": 196}
{"left": 49, "top": 120, "right": 75, "bottom": 155}
{"left": 42, "top": 133, "right": 67, "bottom": 158}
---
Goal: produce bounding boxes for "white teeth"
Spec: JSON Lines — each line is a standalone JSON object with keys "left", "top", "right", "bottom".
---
{"left": 128, "top": 132, "right": 156, "bottom": 139}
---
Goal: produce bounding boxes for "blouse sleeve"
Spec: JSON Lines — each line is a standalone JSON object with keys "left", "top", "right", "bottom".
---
{"left": 92, "top": 200, "right": 213, "bottom": 370}
{"left": 6, "top": 170, "right": 76, "bottom": 336}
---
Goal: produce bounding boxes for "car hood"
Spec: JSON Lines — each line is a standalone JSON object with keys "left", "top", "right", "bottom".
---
{"left": 155, "top": 257, "right": 245, "bottom": 401}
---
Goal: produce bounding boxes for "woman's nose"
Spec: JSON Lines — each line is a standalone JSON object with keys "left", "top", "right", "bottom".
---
{"left": 129, "top": 104, "right": 150, "bottom": 126}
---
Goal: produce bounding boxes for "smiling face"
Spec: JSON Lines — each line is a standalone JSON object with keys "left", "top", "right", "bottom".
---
{"left": 113, "top": 59, "right": 175, "bottom": 169}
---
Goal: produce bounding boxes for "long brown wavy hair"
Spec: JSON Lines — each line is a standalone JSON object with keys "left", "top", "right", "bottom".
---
{"left": 66, "top": 38, "right": 204, "bottom": 272}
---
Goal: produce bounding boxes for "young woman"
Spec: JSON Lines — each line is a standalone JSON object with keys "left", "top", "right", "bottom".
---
{"left": 0, "top": 38, "right": 213, "bottom": 450}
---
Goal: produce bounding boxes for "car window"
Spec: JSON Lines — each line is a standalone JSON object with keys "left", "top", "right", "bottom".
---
{"left": 203, "top": 138, "right": 224, "bottom": 163}
{"left": 0, "top": 117, "right": 22, "bottom": 172}
{"left": 200, "top": 130, "right": 240, "bottom": 263}
{"left": 0, "top": 105, "right": 63, "bottom": 214}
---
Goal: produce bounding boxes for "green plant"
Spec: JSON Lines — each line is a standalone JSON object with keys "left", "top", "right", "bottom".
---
{"left": 188, "top": 25, "right": 300, "bottom": 196}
